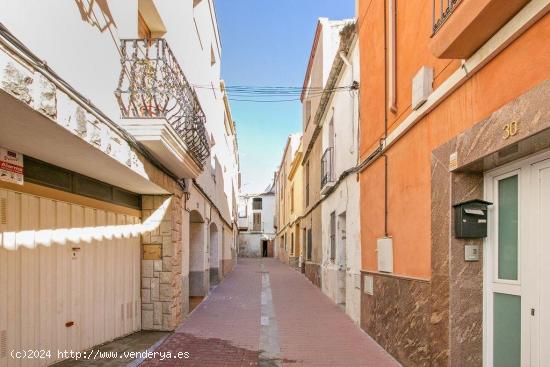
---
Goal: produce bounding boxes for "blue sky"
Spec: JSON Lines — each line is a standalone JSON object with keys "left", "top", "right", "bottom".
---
{"left": 216, "top": 0, "right": 355, "bottom": 194}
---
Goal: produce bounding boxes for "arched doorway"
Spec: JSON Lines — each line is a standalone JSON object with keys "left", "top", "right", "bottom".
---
{"left": 209, "top": 223, "right": 219, "bottom": 287}
{"left": 189, "top": 210, "right": 205, "bottom": 312}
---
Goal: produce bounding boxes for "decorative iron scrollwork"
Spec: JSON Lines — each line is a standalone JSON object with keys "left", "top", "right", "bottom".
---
{"left": 115, "top": 38, "right": 210, "bottom": 166}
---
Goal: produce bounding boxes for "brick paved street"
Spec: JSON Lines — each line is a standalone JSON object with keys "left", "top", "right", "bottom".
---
{"left": 141, "top": 259, "right": 398, "bottom": 367}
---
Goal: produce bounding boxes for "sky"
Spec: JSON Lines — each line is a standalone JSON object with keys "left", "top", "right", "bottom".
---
{"left": 216, "top": 0, "right": 355, "bottom": 194}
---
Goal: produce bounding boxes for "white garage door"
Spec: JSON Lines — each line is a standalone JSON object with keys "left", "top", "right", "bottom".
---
{"left": 0, "top": 188, "right": 141, "bottom": 366}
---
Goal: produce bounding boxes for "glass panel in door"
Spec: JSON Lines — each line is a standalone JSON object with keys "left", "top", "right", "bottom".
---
{"left": 494, "top": 293, "right": 521, "bottom": 367}
{"left": 498, "top": 175, "right": 519, "bottom": 280}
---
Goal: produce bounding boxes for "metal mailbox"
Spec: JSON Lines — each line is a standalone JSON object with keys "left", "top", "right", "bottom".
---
{"left": 453, "top": 199, "right": 492, "bottom": 239}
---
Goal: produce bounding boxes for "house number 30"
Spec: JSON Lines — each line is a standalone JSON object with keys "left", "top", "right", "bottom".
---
{"left": 503, "top": 121, "right": 519, "bottom": 140}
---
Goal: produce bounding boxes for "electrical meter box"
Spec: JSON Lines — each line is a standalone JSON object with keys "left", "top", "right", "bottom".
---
{"left": 453, "top": 199, "right": 492, "bottom": 239}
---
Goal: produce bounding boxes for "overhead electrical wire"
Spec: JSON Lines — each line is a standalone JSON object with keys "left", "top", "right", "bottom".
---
{"left": 192, "top": 84, "right": 358, "bottom": 103}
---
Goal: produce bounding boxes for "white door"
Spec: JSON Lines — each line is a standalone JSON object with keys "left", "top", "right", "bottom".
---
{"left": 531, "top": 158, "right": 550, "bottom": 367}
{"left": 0, "top": 188, "right": 141, "bottom": 367}
{"left": 484, "top": 153, "right": 550, "bottom": 367}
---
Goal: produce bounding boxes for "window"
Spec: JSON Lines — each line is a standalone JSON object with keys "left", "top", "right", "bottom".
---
{"left": 290, "top": 184, "right": 294, "bottom": 212}
{"left": 253, "top": 212, "right": 261, "bottom": 232}
{"left": 328, "top": 116, "right": 335, "bottom": 149}
{"left": 307, "top": 229, "right": 313, "bottom": 261}
{"left": 330, "top": 212, "right": 336, "bottom": 261}
{"left": 253, "top": 197, "right": 263, "bottom": 210}
{"left": 210, "top": 44, "right": 216, "bottom": 66}
{"left": 305, "top": 161, "right": 310, "bottom": 207}
{"left": 238, "top": 202, "right": 247, "bottom": 218}
{"left": 305, "top": 100, "right": 312, "bottom": 126}
{"left": 303, "top": 229, "right": 307, "bottom": 259}
{"left": 211, "top": 156, "right": 217, "bottom": 183}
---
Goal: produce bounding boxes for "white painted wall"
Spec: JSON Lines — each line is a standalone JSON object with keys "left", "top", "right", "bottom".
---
{"left": 303, "top": 18, "right": 352, "bottom": 132}
{"left": 320, "top": 36, "right": 361, "bottom": 324}
{"left": 238, "top": 233, "right": 262, "bottom": 257}
{"left": 0, "top": 1, "right": 239, "bottom": 229}
{"left": 321, "top": 37, "right": 360, "bottom": 176}
{"left": 0, "top": 0, "right": 240, "bottom": 345}
{"left": 239, "top": 193, "right": 275, "bottom": 235}
{"left": 321, "top": 175, "right": 361, "bottom": 324}
{"left": 237, "top": 192, "right": 276, "bottom": 256}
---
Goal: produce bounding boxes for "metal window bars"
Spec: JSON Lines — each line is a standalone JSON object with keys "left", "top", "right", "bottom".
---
{"left": 432, "top": 0, "right": 462, "bottom": 35}
{"left": 321, "top": 147, "right": 334, "bottom": 189}
{"left": 115, "top": 38, "right": 210, "bottom": 167}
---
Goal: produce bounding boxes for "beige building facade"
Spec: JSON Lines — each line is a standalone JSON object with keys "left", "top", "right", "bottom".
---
{"left": 274, "top": 134, "right": 303, "bottom": 269}
{"left": 299, "top": 18, "right": 351, "bottom": 288}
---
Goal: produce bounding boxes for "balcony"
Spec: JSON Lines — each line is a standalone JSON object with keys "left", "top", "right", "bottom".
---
{"left": 321, "top": 147, "right": 335, "bottom": 195}
{"left": 432, "top": 0, "right": 462, "bottom": 36}
{"left": 237, "top": 217, "right": 248, "bottom": 231}
{"left": 115, "top": 38, "right": 210, "bottom": 178}
{"left": 430, "top": 0, "right": 530, "bottom": 59}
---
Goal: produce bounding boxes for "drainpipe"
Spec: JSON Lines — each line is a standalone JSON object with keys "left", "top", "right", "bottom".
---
{"left": 388, "top": 0, "right": 397, "bottom": 113}
{"left": 383, "top": 0, "right": 391, "bottom": 237}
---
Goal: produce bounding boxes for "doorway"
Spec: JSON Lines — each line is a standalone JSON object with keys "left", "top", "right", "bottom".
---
{"left": 189, "top": 210, "right": 205, "bottom": 312}
{"left": 484, "top": 152, "right": 550, "bottom": 366}
{"left": 209, "top": 223, "right": 219, "bottom": 287}
{"left": 262, "top": 240, "right": 268, "bottom": 257}
{"left": 337, "top": 212, "right": 347, "bottom": 307}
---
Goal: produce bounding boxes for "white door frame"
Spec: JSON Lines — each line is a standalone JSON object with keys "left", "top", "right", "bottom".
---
{"left": 530, "top": 157, "right": 550, "bottom": 367}
{"left": 483, "top": 149, "right": 550, "bottom": 366}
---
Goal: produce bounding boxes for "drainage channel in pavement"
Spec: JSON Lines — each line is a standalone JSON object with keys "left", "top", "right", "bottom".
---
{"left": 259, "top": 261, "right": 282, "bottom": 367}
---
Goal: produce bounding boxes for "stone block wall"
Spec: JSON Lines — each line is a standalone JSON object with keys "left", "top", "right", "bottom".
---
{"left": 141, "top": 194, "right": 183, "bottom": 331}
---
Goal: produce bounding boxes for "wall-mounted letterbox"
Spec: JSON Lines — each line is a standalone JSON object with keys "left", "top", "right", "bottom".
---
{"left": 453, "top": 199, "right": 492, "bottom": 239}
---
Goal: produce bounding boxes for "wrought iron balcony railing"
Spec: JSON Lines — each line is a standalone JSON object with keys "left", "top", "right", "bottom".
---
{"left": 432, "top": 0, "right": 462, "bottom": 35}
{"left": 115, "top": 38, "right": 210, "bottom": 167}
{"left": 321, "top": 147, "right": 334, "bottom": 189}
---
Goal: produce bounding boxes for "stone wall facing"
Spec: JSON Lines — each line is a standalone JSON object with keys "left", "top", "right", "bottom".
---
{"left": 141, "top": 194, "right": 183, "bottom": 331}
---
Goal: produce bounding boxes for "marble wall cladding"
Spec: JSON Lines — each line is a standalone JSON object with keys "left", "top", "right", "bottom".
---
{"left": 289, "top": 256, "right": 299, "bottom": 270}
{"left": 359, "top": 72, "right": 550, "bottom": 367}
{"left": 456, "top": 77, "right": 550, "bottom": 169}
{"left": 430, "top": 141, "right": 455, "bottom": 366}
{"left": 360, "top": 273, "right": 430, "bottom": 367}
{"left": 431, "top": 145, "right": 485, "bottom": 366}
{"left": 449, "top": 173, "right": 484, "bottom": 366}
{"left": 427, "top": 77, "right": 550, "bottom": 366}
{"left": 305, "top": 263, "right": 322, "bottom": 288}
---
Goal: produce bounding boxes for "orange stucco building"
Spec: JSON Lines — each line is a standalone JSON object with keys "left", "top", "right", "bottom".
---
{"left": 357, "top": 0, "right": 550, "bottom": 365}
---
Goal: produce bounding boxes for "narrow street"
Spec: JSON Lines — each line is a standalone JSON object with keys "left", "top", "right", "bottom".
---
{"left": 141, "top": 259, "right": 398, "bottom": 367}
{"left": 2, "top": 1, "right": 549, "bottom": 365}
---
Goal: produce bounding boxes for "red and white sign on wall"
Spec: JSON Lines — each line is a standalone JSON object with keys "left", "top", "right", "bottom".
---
{"left": 0, "top": 147, "right": 24, "bottom": 185}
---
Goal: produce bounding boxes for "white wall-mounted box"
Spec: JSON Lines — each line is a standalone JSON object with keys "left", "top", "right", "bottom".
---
{"left": 377, "top": 237, "right": 394, "bottom": 273}
{"left": 412, "top": 66, "right": 433, "bottom": 110}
